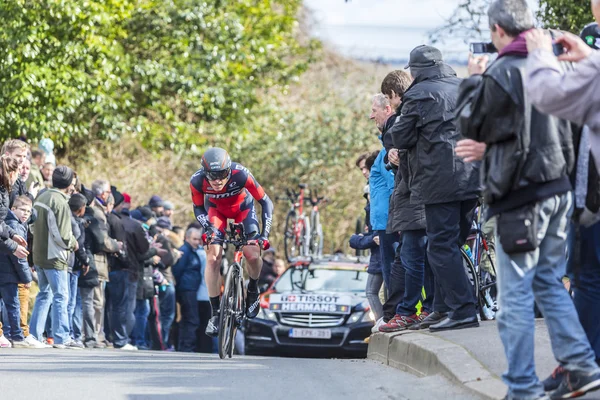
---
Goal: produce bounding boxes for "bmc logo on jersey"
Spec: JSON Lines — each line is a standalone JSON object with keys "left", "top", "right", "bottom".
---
{"left": 207, "top": 189, "right": 242, "bottom": 199}
{"left": 235, "top": 164, "right": 249, "bottom": 173}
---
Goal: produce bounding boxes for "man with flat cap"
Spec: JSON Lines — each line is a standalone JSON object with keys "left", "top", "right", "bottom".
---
{"left": 29, "top": 165, "right": 80, "bottom": 349}
{"left": 389, "top": 45, "right": 481, "bottom": 332}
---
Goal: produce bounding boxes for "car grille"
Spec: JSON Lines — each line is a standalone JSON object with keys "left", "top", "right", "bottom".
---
{"left": 278, "top": 313, "right": 345, "bottom": 327}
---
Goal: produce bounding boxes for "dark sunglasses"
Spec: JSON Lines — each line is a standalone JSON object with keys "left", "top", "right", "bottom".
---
{"left": 206, "top": 169, "right": 230, "bottom": 181}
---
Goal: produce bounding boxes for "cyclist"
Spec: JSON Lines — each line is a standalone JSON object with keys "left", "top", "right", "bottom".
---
{"left": 190, "top": 147, "right": 273, "bottom": 337}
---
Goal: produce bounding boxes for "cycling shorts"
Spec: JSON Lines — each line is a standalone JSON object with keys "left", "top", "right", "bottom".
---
{"left": 206, "top": 196, "right": 260, "bottom": 245}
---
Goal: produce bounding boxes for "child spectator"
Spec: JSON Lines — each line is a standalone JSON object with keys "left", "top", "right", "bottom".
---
{"left": 0, "top": 194, "right": 36, "bottom": 347}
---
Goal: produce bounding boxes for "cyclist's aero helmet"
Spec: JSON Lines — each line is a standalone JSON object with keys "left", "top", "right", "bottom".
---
{"left": 581, "top": 22, "right": 600, "bottom": 50}
{"left": 201, "top": 147, "right": 232, "bottom": 181}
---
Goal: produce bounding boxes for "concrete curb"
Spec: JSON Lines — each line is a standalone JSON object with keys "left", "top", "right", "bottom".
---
{"left": 368, "top": 330, "right": 506, "bottom": 400}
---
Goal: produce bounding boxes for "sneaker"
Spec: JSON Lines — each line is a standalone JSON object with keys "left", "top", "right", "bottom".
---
{"left": 54, "top": 340, "right": 84, "bottom": 350}
{"left": 117, "top": 344, "right": 138, "bottom": 351}
{"left": 11, "top": 340, "right": 30, "bottom": 348}
{"left": 206, "top": 315, "right": 219, "bottom": 337}
{"left": 24, "top": 335, "right": 51, "bottom": 349}
{"left": 246, "top": 289, "right": 260, "bottom": 319}
{"left": 0, "top": 335, "right": 12, "bottom": 348}
{"left": 371, "top": 317, "right": 385, "bottom": 334}
{"left": 379, "top": 314, "right": 420, "bottom": 333}
{"left": 93, "top": 341, "right": 107, "bottom": 349}
{"left": 68, "top": 340, "right": 84, "bottom": 349}
{"left": 543, "top": 366, "right": 565, "bottom": 392}
{"left": 549, "top": 370, "right": 600, "bottom": 399}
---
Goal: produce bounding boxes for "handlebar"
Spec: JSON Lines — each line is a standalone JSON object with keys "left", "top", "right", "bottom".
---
{"left": 277, "top": 187, "right": 328, "bottom": 206}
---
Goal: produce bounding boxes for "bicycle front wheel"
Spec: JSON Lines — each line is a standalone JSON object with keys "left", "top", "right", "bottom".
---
{"left": 218, "top": 263, "right": 241, "bottom": 359}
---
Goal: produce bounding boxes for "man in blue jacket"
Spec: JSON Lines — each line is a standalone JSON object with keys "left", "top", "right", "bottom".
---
{"left": 172, "top": 227, "right": 205, "bottom": 352}
{"left": 368, "top": 94, "right": 396, "bottom": 290}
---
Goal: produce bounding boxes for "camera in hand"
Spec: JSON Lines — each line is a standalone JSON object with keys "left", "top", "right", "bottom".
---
{"left": 470, "top": 42, "right": 497, "bottom": 54}
{"left": 552, "top": 42, "right": 565, "bottom": 56}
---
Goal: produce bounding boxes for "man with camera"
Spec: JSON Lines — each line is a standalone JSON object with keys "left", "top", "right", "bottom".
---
{"left": 457, "top": 0, "right": 600, "bottom": 399}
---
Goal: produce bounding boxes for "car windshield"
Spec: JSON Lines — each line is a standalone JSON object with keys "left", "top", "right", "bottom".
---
{"left": 274, "top": 268, "right": 367, "bottom": 293}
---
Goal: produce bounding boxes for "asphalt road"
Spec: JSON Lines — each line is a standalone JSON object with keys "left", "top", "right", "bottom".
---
{"left": 0, "top": 349, "right": 482, "bottom": 400}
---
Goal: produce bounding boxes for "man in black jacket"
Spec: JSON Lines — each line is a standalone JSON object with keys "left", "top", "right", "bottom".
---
{"left": 391, "top": 45, "right": 481, "bottom": 332}
{"left": 457, "top": 1, "right": 600, "bottom": 399}
{"left": 379, "top": 70, "right": 434, "bottom": 332}
{"left": 107, "top": 189, "right": 155, "bottom": 350}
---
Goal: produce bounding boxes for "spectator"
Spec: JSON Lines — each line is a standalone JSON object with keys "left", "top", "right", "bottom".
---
{"left": 130, "top": 210, "right": 160, "bottom": 350}
{"left": 19, "top": 158, "right": 41, "bottom": 200}
{"left": 41, "top": 162, "right": 54, "bottom": 188}
{"left": 368, "top": 94, "right": 397, "bottom": 294}
{"left": 457, "top": 0, "right": 600, "bottom": 398}
{"left": 38, "top": 138, "right": 56, "bottom": 166}
{"left": 29, "top": 165, "right": 79, "bottom": 349}
{"left": 0, "top": 196, "right": 35, "bottom": 348}
{"left": 172, "top": 227, "right": 205, "bottom": 352}
{"left": 151, "top": 222, "right": 177, "bottom": 349}
{"left": 121, "top": 192, "right": 131, "bottom": 211}
{"left": 90, "top": 179, "right": 122, "bottom": 347}
{"left": 350, "top": 151, "right": 384, "bottom": 323}
{"left": 525, "top": 11, "right": 600, "bottom": 394}
{"left": 109, "top": 189, "right": 152, "bottom": 351}
{"left": 258, "top": 248, "right": 277, "bottom": 290}
{"left": 2, "top": 140, "right": 34, "bottom": 207}
{"left": 392, "top": 45, "right": 481, "bottom": 332}
{"left": 67, "top": 194, "right": 90, "bottom": 349}
{"left": 524, "top": 12, "right": 600, "bottom": 170}
{"left": 273, "top": 259, "right": 286, "bottom": 277}
{"left": 163, "top": 201, "right": 174, "bottom": 219}
{"left": 26, "top": 150, "right": 45, "bottom": 190}
{"left": 379, "top": 70, "right": 433, "bottom": 332}
{"left": 148, "top": 195, "right": 165, "bottom": 217}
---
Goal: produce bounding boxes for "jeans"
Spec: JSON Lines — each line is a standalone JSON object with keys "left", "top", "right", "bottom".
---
{"left": 73, "top": 290, "right": 82, "bottom": 341}
{"left": 0, "top": 283, "right": 24, "bottom": 341}
{"left": 396, "top": 229, "right": 430, "bottom": 316}
{"left": 568, "top": 220, "right": 600, "bottom": 362}
{"left": 29, "top": 267, "right": 70, "bottom": 344}
{"left": 178, "top": 291, "right": 199, "bottom": 352}
{"left": 132, "top": 299, "right": 150, "bottom": 348}
{"left": 425, "top": 199, "right": 478, "bottom": 319}
{"left": 382, "top": 244, "right": 405, "bottom": 321}
{"left": 376, "top": 230, "right": 399, "bottom": 288}
{"left": 366, "top": 273, "right": 384, "bottom": 320}
{"left": 496, "top": 193, "right": 600, "bottom": 399}
{"left": 80, "top": 287, "right": 96, "bottom": 344}
{"left": 67, "top": 272, "right": 79, "bottom": 339}
{"left": 108, "top": 270, "right": 138, "bottom": 348}
{"left": 197, "top": 301, "right": 213, "bottom": 353}
{"left": 159, "top": 283, "right": 176, "bottom": 346}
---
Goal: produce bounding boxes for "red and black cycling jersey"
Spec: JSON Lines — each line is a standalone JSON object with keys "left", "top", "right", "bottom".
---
{"left": 190, "top": 162, "right": 273, "bottom": 238}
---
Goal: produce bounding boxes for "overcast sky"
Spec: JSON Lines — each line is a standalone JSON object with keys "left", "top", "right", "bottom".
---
{"left": 303, "top": 0, "right": 540, "bottom": 61}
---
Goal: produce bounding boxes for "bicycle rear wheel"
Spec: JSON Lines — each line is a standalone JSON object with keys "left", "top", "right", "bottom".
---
{"left": 478, "top": 247, "right": 497, "bottom": 321}
{"left": 310, "top": 211, "right": 323, "bottom": 258}
{"left": 218, "top": 263, "right": 242, "bottom": 359}
{"left": 461, "top": 246, "right": 480, "bottom": 309}
{"left": 284, "top": 212, "right": 300, "bottom": 262}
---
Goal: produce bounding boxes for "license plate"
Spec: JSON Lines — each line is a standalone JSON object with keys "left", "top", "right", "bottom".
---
{"left": 289, "top": 328, "right": 332, "bottom": 339}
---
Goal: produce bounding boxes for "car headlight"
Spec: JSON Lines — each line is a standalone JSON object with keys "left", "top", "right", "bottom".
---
{"left": 361, "top": 310, "right": 375, "bottom": 322}
{"left": 257, "top": 307, "right": 278, "bottom": 321}
{"left": 347, "top": 311, "right": 363, "bottom": 324}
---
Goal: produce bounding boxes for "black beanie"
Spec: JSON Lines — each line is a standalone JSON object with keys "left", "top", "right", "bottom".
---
{"left": 111, "top": 185, "right": 125, "bottom": 207}
{"left": 69, "top": 193, "right": 87, "bottom": 212}
{"left": 52, "top": 165, "right": 75, "bottom": 189}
